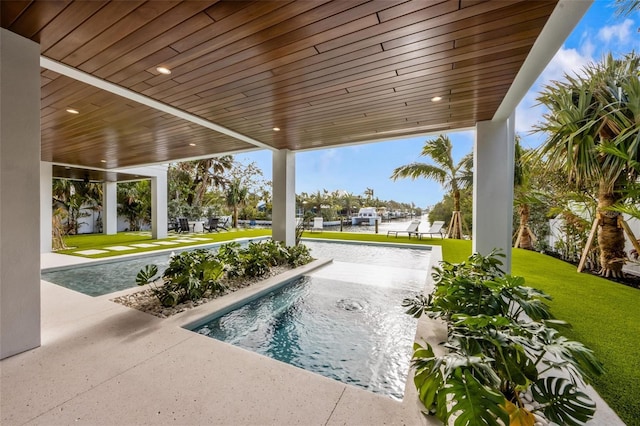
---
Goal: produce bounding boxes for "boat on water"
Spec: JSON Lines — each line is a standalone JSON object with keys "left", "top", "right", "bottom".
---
{"left": 351, "top": 207, "right": 382, "bottom": 225}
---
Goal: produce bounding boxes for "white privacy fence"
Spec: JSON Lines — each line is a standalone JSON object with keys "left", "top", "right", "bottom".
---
{"left": 547, "top": 214, "right": 640, "bottom": 276}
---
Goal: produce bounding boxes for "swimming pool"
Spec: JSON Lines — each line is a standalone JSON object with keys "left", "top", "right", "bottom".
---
{"left": 40, "top": 238, "right": 264, "bottom": 296}
{"left": 190, "top": 240, "right": 431, "bottom": 399}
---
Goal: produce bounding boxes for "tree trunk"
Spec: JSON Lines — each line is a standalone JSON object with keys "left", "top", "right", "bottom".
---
{"left": 448, "top": 190, "right": 463, "bottom": 239}
{"left": 516, "top": 204, "right": 534, "bottom": 250}
{"left": 596, "top": 181, "right": 626, "bottom": 277}
{"left": 232, "top": 205, "right": 238, "bottom": 228}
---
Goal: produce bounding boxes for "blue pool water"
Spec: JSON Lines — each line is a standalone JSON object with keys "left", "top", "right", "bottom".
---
{"left": 41, "top": 238, "right": 263, "bottom": 296}
{"left": 191, "top": 240, "right": 430, "bottom": 399}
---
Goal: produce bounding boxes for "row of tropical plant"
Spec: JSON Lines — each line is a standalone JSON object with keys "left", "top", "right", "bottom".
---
{"left": 403, "top": 251, "right": 604, "bottom": 426}
{"left": 135, "top": 239, "right": 313, "bottom": 307}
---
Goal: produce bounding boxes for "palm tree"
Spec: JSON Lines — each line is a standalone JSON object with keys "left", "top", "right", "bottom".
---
{"left": 534, "top": 52, "right": 640, "bottom": 277}
{"left": 615, "top": 0, "right": 640, "bottom": 16}
{"left": 225, "top": 179, "right": 248, "bottom": 228}
{"left": 390, "top": 134, "right": 473, "bottom": 239}
{"left": 363, "top": 187, "right": 374, "bottom": 203}
{"left": 513, "top": 137, "right": 536, "bottom": 250}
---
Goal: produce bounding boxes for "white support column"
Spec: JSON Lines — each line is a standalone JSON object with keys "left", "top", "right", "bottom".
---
{"left": 117, "top": 165, "right": 168, "bottom": 239}
{"left": 103, "top": 181, "right": 117, "bottom": 235}
{"left": 40, "top": 162, "right": 53, "bottom": 253}
{"left": 473, "top": 112, "right": 516, "bottom": 272}
{"left": 1, "top": 29, "right": 41, "bottom": 359}
{"left": 151, "top": 173, "right": 168, "bottom": 240}
{"left": 272, "top": 149, "right": 296, "bottom": 246}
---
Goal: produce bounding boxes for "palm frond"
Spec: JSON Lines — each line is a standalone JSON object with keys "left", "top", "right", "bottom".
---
{"left": 391, "top": 163, "right": 447, "bottom": 184}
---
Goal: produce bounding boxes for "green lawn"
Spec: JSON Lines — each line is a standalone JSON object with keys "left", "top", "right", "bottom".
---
{"left": 58, "top": 229, "right": 271, "bottom": 258}
{"left": 57, "top": 230, "right": 639, "bottom": 424}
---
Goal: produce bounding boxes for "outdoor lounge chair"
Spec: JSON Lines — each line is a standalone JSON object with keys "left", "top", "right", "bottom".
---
{"left": 203, "top": 217, "right": 219, "bottom": 233}
{"left": 418, "top": 221, "right": 446, "bottom": 239}
{"left": 168, "top": 218, "right": 179, "bottom": 232}
{"left": 311, "top": 217, "right": 323, "bottom": 233}
{"left": 177, "top": 217, "right": 191, "bottom": 234}
{"left": 387, "top": 220, "right": 420, "bottom": 238}
{"left": 217, "top": 217, "right": 230, "bottom": 231}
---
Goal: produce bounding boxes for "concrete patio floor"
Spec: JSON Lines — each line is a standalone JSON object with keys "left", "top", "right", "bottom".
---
{"left": 1, "top": 249, "right": 624, "bottom": 425}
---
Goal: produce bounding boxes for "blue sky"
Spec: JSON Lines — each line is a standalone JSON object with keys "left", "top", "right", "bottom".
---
{"left": 236, "top": 1, "right": 639, "bottom": 208}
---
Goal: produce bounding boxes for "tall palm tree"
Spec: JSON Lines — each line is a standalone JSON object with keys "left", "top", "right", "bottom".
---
{"left": 390, "top": 134, "right": 473, "bottom": 239}
{"left": 363, "top": 187, "right": 374, "bottom": 204}
{"left": 534, "top": 52, "right": 640, "bottom": 277}
{"left": 225, "top": 178, "right": 248, "bottom": 228}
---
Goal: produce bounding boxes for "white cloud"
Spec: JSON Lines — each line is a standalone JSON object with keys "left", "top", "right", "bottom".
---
{"left": 597, "top": 19, "right": 634, "bottom": 43}
{"left": 539, "top": 46, "right": 593, "bottom": 83}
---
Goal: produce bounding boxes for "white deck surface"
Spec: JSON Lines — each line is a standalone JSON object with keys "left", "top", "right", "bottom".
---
{"left": 0, "top": 250, "right": 625, "bottom": 425}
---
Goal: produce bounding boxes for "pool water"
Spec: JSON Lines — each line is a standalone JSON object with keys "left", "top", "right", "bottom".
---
{"left": 41, "top": 238, "right": 263, "bottom": 296}
{"left": 191, "top": 240, "right": 430, "bottom": 399}
{"left": 41, "top": 252, "right": 177, "bottom": 296}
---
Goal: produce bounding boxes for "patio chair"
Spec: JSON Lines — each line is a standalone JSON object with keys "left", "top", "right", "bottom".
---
{"left": 217, "top": 217, "right": 230, "bottom": 231}
{"left": 311, "top": 217, "right": 323, "bottom": 233}
{"left": 168, "top": 218, "right": 179, "bottom": 232}
{"left": 177, "top": 217, "right": 192, "bottom": 234}
{"left": 387, "top": 220, "right": 420, "bottom": 238}
{"left": 203, "top": 217, "right": 219, "bottom": 233}
{"left": 418, "top": 221, "right": 446, "bottom": 239}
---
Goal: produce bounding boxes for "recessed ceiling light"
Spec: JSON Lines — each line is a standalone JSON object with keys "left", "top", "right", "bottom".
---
{"left": 100, "top": 159, "right": 107, "bottom": 163}
{"left": 189, "top": 143, "right": 196, "bottom": 146}
{"left": 156, "top": 66, "right": 171, "bottom": 75}
{"left": 66, "top": 108, "right": 79, "bottom": 114}
{"left": 273, "top": 127, "right": 280, "bottom": 131}
{"left": 431, "top": 96, "right": 443, "bottom": 102}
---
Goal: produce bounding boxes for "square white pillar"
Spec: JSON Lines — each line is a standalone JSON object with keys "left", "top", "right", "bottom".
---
{"left": 103, "top": 181, "right": 117, "bottom": 235}
{"left": 272, "top": 150, "right": 296, "bottom": 246}
{"left": 1, "top": 29, "right": 42, "bottom": 358}
{"left": 40, "top": 162, "right": 53, "bottom": 253}
{"left": 151, "top": 174, "right": 168, "bottom": 239}
{"left": 474, "top": 112, "right": 516, "bottom": 272}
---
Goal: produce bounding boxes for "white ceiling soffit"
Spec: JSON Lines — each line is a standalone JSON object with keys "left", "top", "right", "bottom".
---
{"left": 492, "top": 0, "right": 594, "bottom": 122}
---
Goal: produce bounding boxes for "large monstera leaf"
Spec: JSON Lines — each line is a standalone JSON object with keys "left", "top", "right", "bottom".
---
{"left": 441, "top": 369, "right": 509, "bottom": 426}
{"left": 532, "top": 377, "right": 596, "bottom": 426}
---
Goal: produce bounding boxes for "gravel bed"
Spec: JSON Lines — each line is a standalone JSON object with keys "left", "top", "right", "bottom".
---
{"left": 111, "top": 265, "right": 290, "bottom": 318}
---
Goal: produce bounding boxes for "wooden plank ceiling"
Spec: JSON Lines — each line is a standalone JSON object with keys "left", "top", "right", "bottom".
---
{"left": 1, "top": 0, "right": 558, "bottom": 170}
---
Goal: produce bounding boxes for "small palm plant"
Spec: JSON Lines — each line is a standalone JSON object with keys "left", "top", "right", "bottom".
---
{"left": 403, "top": 251, "right": 603, "bottom": 426}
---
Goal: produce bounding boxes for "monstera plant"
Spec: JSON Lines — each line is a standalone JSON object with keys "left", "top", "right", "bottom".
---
{"left": 403, "top": 251, "right": 603, "bottom": 426}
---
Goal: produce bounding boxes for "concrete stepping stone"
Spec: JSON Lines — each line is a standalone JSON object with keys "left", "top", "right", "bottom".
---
{"left": 130, "top": 243, "right": 159, "bottom": 248}
{"left": 173, "top": 238, "right": 198, "bottom": 243}
{"left": 104, "top": 246, "right": 134, "bottom": 251}
{"left": 74, "top": 249, "right": 109, "bottom": 256}
{"left": 189, "top": 237, "right": 209, "bottom": 241}
{"left": 154, "top": 241, "right": 179, "bottom": 246}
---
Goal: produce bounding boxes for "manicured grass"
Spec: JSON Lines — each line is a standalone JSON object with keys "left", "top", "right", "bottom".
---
{"left": 57, "top": 230, "right": 639, "bottom": 424}
{"left": 58, "top": 229, "right": 271, "bottom": 258}
{"left": 511, "top": 248, "right": 640, "bottom": 426}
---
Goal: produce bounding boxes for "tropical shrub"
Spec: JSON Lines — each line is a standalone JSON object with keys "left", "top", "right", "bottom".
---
{"left": 136, "top": 240, "right": 314, "bottom": 307}
{"left": 403, "top": 251, "right": 603, "bottom": 426}
{"left": 136, "top": 249, "right": 225, "bottom": 307}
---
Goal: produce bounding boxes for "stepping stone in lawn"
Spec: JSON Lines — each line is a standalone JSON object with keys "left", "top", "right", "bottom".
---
{"left": 154, "top": 241, "right": 179, "bottom": 245}
{"left": 174, "top": 238, "right": 198, "bottom": 243}
{"left": 74, "top": 249, "right": 109, "bottom": 256}
{"left": 130, "top": 243, "right": 159, "bottom": 248}
{"left": 104, "top": 246, "right": 134, "bottom": 251}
